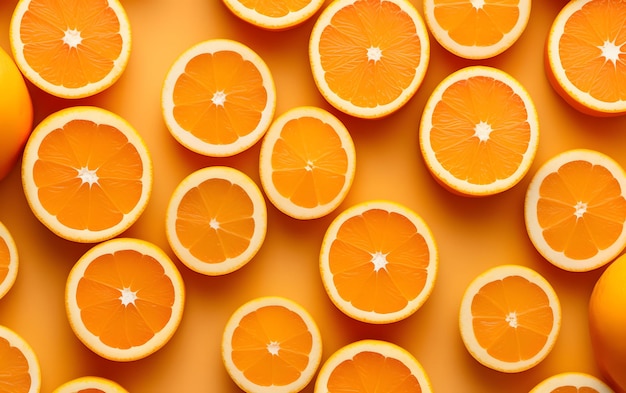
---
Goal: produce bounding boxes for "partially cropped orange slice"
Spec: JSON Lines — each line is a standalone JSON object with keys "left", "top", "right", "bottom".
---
{"left": 65, "top": 238, "right": 185, "bottom": 361}
{"left": 0, "top": 222, "right": 18, "bottom": 300}
{"left": 9, "top": 0, "right": 131, "bottom": 99}
{"left": 529, "top": 372, "right": 615, "bottom": 393}
{"left": 53, "top": 376, "right": 129, "bottom": 393}
{"left": 222, "top": 0, "right": 326, "bottom": 30}
{"left": 0, "top": 325, "right": 41, "bottom": 393}
{"left": 222, "top": 296, "right": 323, "bottom": 393}
{"left": 320, "top": 200, "right": 438, "bottom": 324}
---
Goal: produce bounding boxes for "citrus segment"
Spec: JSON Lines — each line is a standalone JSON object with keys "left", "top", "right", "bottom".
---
{"left": 53, "top": 376, "right": 129, "bottom": 393}
{"left": 546, "top": 0, "right": 626, "bottom": 115}
{"left": 319, "top": 200, "right": 438, "bottom": 324}
{"left": 309, "top": 0, "right": 430, "bottom": 118}
{"left": 423, "top": 0, "right": 531, "bottom": 59}
{"left": 0, "top": 222, "right": 18, "bottom": 300}
{"left": 166, "top": 166, "right": 267, "bottom": 276}
{"left": 524, "top": 149, "right": 626, "bottom": 272}
{"left": 9, "top": 0, "right": 131, "bottom": 99}
{"left": 419, "top": 66, "right": 539, "bottom": 196}
{"left": 222, "top": 0, "right": 326, "bottom": 30}
{"left": 259, "top": 106, "right": 356, "bottom": 220}
{"left": 222, "top": 296, "right": 322, "bottom": 393}
{"left": 459, "top": 264, "right": 561, "bottom": 373}
{"left": 21, "top": 106, "right": 153, "bottom": 243}
{"left": 529, "top": 372, "right": 615, "bottom": 393}
{"left": 162, "top": 39, "right": 276, "bottom": 157}
{"left": 314, "top": 339, "right": 433, "bottom": 393}
{"left": 65, "top": 238, "right": 185, "bottom": 361}
{"left": 0, "top": 325, "right": 41, "bottom": 393}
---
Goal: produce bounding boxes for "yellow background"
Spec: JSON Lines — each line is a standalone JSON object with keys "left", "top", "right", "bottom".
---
{"left": 1, "top": 0, "right": 625, "bottom": 392}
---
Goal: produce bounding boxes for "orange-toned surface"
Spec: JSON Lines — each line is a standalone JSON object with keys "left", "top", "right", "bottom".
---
{"left": 0, "top": 1, "right": 625, "bottom": 392}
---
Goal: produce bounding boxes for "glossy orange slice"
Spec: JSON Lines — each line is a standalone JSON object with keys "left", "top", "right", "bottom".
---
{"left": 0, "top": 222, "right": 18, "bottom": 300}
{"left": 0, "top": 325, "right": 41, "bottom": 393}
{"left": 222, "top": 0, "right": 326, "bottom": 30}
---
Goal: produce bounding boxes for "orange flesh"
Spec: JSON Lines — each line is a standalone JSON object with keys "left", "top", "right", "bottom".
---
{"left": 0, "top": 337, "right": 32, "bottom": 392}
{"left": 551, "top": 388, "right": 599, "bottom": 393}
{"left": 559, "top": 0, "right": 626, "bottom": 103}
{"left": 271, "top": 116, "right": 349, "bottom": 208}
{"left": 432, "top": 0, "right": 520, "bottom": 47}
{"left": 172, "top": 51, "right": 267, "bottom": 144}
{"left": 19, "top": 0, "right": 123, "bottom": 88}
{"left": 0, "top": 238, "right": 9, "bottom": 284}
{"left": 33, "top": 119, "right": 144, "bottom": 231}
{"left": 471, "top": 275, "right": 554, "bottom": 362}
{"left": 327, "top": 351, "right": 422, "bottom": 392}
{"left": 175, "top": 178, "right": 256, "bottom": 263}
{"left": 76, "top": 250, "right": 175, "bottom": 349}
{"left": 318, "top": 0, "right": 422, "bottom": 107}
{"left": 328, "top": 209, "right": 430, "bottom": 314}
{"left": 237, "top": 0, "right": 311, "bottom": 17}
{"left": 230, "top": 305, "right": 313, "bottom": 387}
{"left": 78, "top": 390, "right": 105, "bottom": 393}
{"left": 537, "top": 160, "right": 626, "bottom": 260}
{"left": 430, "top": 75, "right": 530, "bottom": 185}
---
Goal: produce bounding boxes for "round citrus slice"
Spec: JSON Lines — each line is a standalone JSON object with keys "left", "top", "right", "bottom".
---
{"left": 162, "top": 39, "right": 276, "bottom": 157}
{"left": 459, "top": 264, "right": 561, "bottom": 373}
{"left": 419, "top": 65, "right": 539, "bottom": 196}
{"left": 529, "top": 372, "right": 615, "bottom": 393}
{"left": 9, "top": 0, "right": 131, "bottom": 99}
{"left": 0, "top": 222, "right": 18, "bottom": 300}
{"left": 53, "top": 376, "right": 129, "bottom": 393}
{"left": 222, "top": 0, "right": 326, "bottom": 30}
{"left": 259, "top": 106, "right": 356, "bottom": 220}
{"left": 546, "top": 0, "right": 626, "bottom": 116}
{"left": 65, "top": 238, "right": 185, "bottom": 362}
{"left": 0, "top": 325, "right": 41, "bottom": 393}
{"left": 21, "top": 106, "right": 153, "bottom": 243}
{"left": 222, "top": 296, "right": 323, "bottom": 393}
{"left": 309, "top": 0, "right": 430, "bottom": 119}
{"left": 423, "top": 0, "right": 531, "bottom": 60}
{"left": 166, "top": 166, "right": 267, "bottom": 276}
{"left": 524, "top": 149, "right": 626, "bottom": 272}
{"left": 314, "top": 339, "right": 433, "bottom": 393}
{"left": 319, "top": 200, "right": 438, "bottom": 324}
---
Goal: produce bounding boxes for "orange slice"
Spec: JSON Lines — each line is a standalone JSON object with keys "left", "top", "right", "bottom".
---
{"left": 314, "top": 339, "right": 433, "bottom": 393}
{"left": 222, "top": 0, "right": 326, "bottom": 30}
{"left": 546, "top": 0, "right": 626, "bottom": 116}
{"left": 529, "top": 372, "right": 615, "bottom": 393}
{"left": 222, "top": 296, "right": 323, "bottom": 393}
{"left": 165, "top": 166, "right": 267, "bottom": 276}
{"left": 319, "top": 200, "right": 438, "bottom": 324}
{"left": 9, "top": 0, "right": 131, "bottom": 99}
{"left": 65, "top": 238, "right": 185, "bottom": 362}
{"left": 309, "top": 0, "right": 430, "bottom": 119}
{"left": 53, "top": 376, "right": 129, "bottom": 393}
{"left": 259, "top": 106, "right": 356, "bottom": 220}
{"left": 162, "top": 39, "right": 276, "bottom": 157}
{"left": 0, "top": 325, "right": 41, "bottom": 393}
{"left": 423, "top": 0, "right": 531, "bottom": 60}
{"left": 524, "top": 149, "right": 626, "bottom": 272}
{"left": 459, "top": 264, "right": 561, "bottom": 373}
{"left": 419, "top": 65, "right": 539, "bottom": 196}
{"left": 21, "top": 106, "right": 153, "bottom": 243}
{"left": 0, "top": 222, "right": 18, "bottom": 300}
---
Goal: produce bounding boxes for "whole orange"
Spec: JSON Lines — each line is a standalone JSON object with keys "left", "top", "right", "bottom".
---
{"left": 0, "top": 45, "right": 33, "bottom": 181}
{"left": 589, "top": 253, "right": 626, "bottom": 392}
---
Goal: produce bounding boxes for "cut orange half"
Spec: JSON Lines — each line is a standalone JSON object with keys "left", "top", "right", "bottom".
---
{"left": 162, "top": 39, "right": 276, "bottom": 157}
{"left": 546, "top": 0, "right": 626, "bottom": 116}
{"left": 314, "top": 339, "right": 433, "bottom": 393}
{"left": 259, "top": 106, "right": 356, "bottom": 220}
{"left": 53, "top": 376, "right": 129, "bottom": 393}
{"left": 309, "top": 0, "right": 430, "bottom": 119}
{"left": 222, "top": 296, "right": 323, "bottom": 393}
{"left": 423, "top": 0, "right": 531, "bottom": 60}
{"left": 0, "top": 325, "right": 41, "bottom": 393}
{"left": 21, "top": 106, "right": 153, "bottom": 243}
{"left": 524, "top": 149, "right": 626, "bottom": 272}
{"left": 529, "top": 372, "right": 615, "bottom": 393}
{"left": 9, "top": 0, "right": 131, "bottom": 99}
{"left": 166, "top": 166, "right": 267, "bottom": 276}
{"left": 0, "top": 222, "right": 18, "bottom": 300}
{"left": 222, "top": 0, "right": 326, "bottom": 30}
{"left": 65, "top": 238, "right": 185, "bottom": 362}
{"left": 319, "top": 200, "right": 438, "bottom": 324}
{"left": 459, "top": 264, "right": 561, "bottom": 373}
{"left": 419, "top": 65, "right": 539, "bottom": 197}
